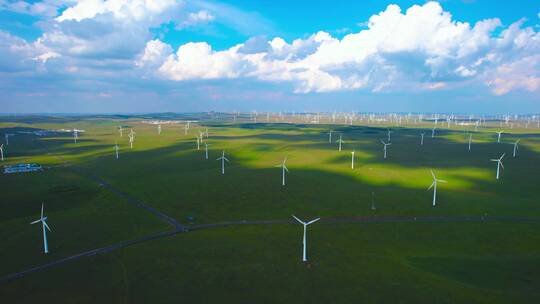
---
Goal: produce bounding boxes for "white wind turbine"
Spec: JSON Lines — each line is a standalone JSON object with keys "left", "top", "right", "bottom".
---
{"left": 490, "top": 153, "right": 505, "bottom": 179}
{"left": 205, "top": 143, "right": 210, "bottom": 159}
{"left": 351, "top": 149, "right": 355, "bottom": 169}
{"left": 513, "top": 139, "right": 520, "bottom": 157}
{"left": 468, "top": 133, "right": 473, "bottom": 151}
{"left": 5, "top": 134, "right": 9, "bottom": 145}
{"left": 292, "top": 215, "right": 320, "bottom": 262}
{"left": 118, "top": 126, "right": 123, "bottom": 137}
{"left": 427, "top": 170, "right": 447, "bottom": 206}
{"left": 328, "top": 130, "right": 333, "bottom": 143}
{"left": 184, "top": 123, "right": 189, "bottom": 135}
{"left": 336, "top": 135, "right": 344, "bottom": 151}
{"left": 73, "top": 129, "right": 78, "bottom": 143}
{"left": 275, "top": 157, "right": 289, "bottom": 186}
{"left": 216, "top": 150, "right": 229, "bottom": 175}
{"left": 431, "top": 126, "right": 436, "bottom": 138}
{"left": 196, "top": 135, "right": 201, "bottom": 150}
{"left": 128, "top": 129, "right": 135, "bottom": 149}
{"left": 157, "top": 124, "right": 162, "bottom": 135}
{"left": 0, "top": 144, "right": 4, "bottom": 161}
{"left": 30, "top": 203, "right": 52, "bottom": 254}
{"left": 420, "top": 132, "right": 425, "bottom": 146}
{"left": 387, "top": 129, "right": 393, "bottom": 142}
{"left": 114, "top": 142, "right": 119, "bottom": 159}
{"left": 496, "top": 130, "right": 504, "bottom": 143}
{"left": 381, "top": 140, "right": 391, "bottom": 159}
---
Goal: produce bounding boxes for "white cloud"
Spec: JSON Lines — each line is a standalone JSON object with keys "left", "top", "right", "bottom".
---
{"left": 136, "top": 39, "right": 172, "bottom": 67}
{"left": 1, "top": 0, "right": 71, "bottom": 17}
{"left": 56, "top": 0, "right": 179, "bottom": 23}
{"left": 178, "top": 10, "right": 215, "bottom": 28}
{"left": 154, "top": 1, "right": 540, "bottom": 95}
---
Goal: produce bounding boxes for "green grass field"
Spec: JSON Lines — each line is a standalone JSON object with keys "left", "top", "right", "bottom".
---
{"left": 1, "top": 115, "right": 539, "bottom": 303}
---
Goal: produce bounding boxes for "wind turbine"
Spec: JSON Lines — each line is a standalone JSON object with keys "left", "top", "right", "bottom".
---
{"left": 118, "top": 126, "right": 123, "bottom": 137}
{"left": 496, "top": 130, "right": 504, "bottom": 143}
{"left": 216, "top": 151, "right": 229, "bottom": 175}
{"left": 196, "top": 136, "right": 201, "bottom": 150}
{"left": 387, "top": 129, "right": 393, "bottom": 142}
{"left": 427, "top": 170, "right": 447, "bottom": 206}
{"left": 490, "top": 153, "right": 505, "bottom": 179}
{"left": 5, "top": 133, "right": 11, "bottom": 145}
{"left": 73, "top": 129, "right": 78, "bottom": 143}
{"left": 420, "top": 132, "right": 425, "bottom": 146}
{"left": 0, "top": 144, "right": 4, "bottom": 161}
{"left": 351, "top": 149, "right": 355, "bottom": 169}
{"left": 513, "top": 139, "right": 520, "bottom": 157}
{"left": 128, "top": 129, "right": 135, "bottom": 149}
{"left": 275, "top": 157, "right": 289, "bottom": 186}
{"left": 336, "top": 135, "right": 344, "bottom": 151}
{"left": 468, "top": 133, "right": 473, "bottom": 151}
{"left": 157, "top": 124, "right": 162, "bottom": 135}
{"left": 381, "top": 140, "right": 391, "bottom": 159}
{"left": 328, "top": 130, "right": 333, "bottom": 143}
{"left": 205, "top": 143, "right": 210, "bottom": 159}
{"left": 30, "top": 203, "right": 52, "bottom": 254}
{"left": 114, "top": 142, "right": 119, "bottom": 159}
{"left": 431, "top": 126, "right": 436, "bottom": 138}
{"left": 184, "top": 124, "right": 189, "bottom": 135}
{"left": 291, "top": 215, "right": 320, "bottom": 262}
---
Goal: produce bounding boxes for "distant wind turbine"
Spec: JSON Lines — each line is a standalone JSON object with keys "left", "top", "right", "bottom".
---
{"left": 387, "top": 129, "right": 393, "bottom": 142}
{"left": 157, "top": 124, "right": 162, "bottom": 135}
{"left": 205, "top": 143, "right": 210, "bottom": 159}
{"left": 420, "top": 132, "right": 425, "bottom": 146}
{"left": 513, "top": 139, "right": 520, "bottom": 157}
{"left": 118, "top": 126, "right": 123, "bottom": 137}
{"left": 0, "top": 144, "right": 4, "bottom": 161}
{"left": 128, "top": 129, "right": 135, "bottom": 149}
{"left": 351, "top": 149, "right": 355, "bottom": 169}
{"left": 490, "top": 153, "right": 505, "bottom": 180}
{"left": 114, "top": 142, "right": 119, "bottom": 159}
{"left": 328, "top": 130, "right": 333, "bottom": 143}
{"left": 427, "top": 170, "right": 447, "bottom": 206}
{"left": 336, "top": 135, "right": 344, "bottom": 151}
{"left": 292, "top": 215, "right": 320, "bottom": 262}
{"left": 496, "top": 130, "right": 504, "bottom": 143}
{"left": 216, "top": 151, "right": 229, "bottom": 175}
{"left": 30, "top": 203, "right": 52, "bottom": 254}
{"left": 381, "top": 140, "right": 391, "bottom": 159}
{"left": 431, "top": 126, "right": 436, "bottom": 138}
{"left": 73, "top": 129, "right": 78, "bottom": 143}
{"left": 275, "top": 157, "right": 289, "bottom": 186}
{"left": 468, "top": 133, "right": 472, "bottom": 151}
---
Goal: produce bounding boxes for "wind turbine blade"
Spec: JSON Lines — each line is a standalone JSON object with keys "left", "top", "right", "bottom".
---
{"left": 490, "top": 159, "right": 498, "bottom": 162}
{"left": 291, "top": 215, "right": 304, "bottom": 224}
{"left": 500, "top": 153, "right": 505, "bottom": 160}
{"left": 438, "top": 179, "right": 447, "bottom": 183}
{"left": 427, "top": 182, "right": 435, "bottom": 191}
{"left": 30, "top": 219, "right": 41, "bottom": 225}
{"left": 41, "top": 203, "right": 44, "bottom": 219}
{"left": 224, "top": 157, "right": 229, "bottom": 162}
{"left": 499, "top": 161, "right": 504, "bottom": 169}
{"left": 284, "top": 165, "right": 289, "bottom": 172}
{"left": 307, "top": 218, "right": 320, "bottom": 225}
{"left": 430, "top": 170, "right": 435, "bottom": 179}
{"left": 43, "top": 221, "right": 52, "bottom": 232}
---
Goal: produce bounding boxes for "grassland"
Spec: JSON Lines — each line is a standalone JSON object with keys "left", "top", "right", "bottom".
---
{"left": 0, "top": 114, "right": 539, "bottom": 303}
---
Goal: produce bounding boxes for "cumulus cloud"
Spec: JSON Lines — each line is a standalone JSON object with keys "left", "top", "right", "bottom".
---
{"left": 151, "top": 1, "right": 540, "bottom": 95}
{"left": 2, "top": 0, "right": 540, "bottom": 98}
{"left": 0, "top": 0, "right": 70, "bottom": 17}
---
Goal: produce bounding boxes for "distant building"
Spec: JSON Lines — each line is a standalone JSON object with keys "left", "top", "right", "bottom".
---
{"left": 4, "top": 163, "right": 42, "bottom": 174}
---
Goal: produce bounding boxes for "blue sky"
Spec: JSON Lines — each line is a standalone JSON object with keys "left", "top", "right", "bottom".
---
{"left": 1, "top": 0, "right": 540, "bottom": 113}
